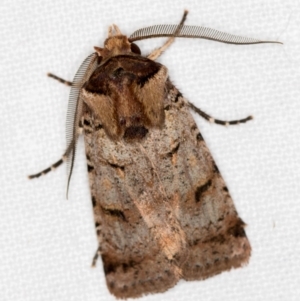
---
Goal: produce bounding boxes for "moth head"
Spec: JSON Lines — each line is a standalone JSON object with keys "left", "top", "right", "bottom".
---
{"left": 94, "top": 24, "right": 141, "bottom": 61}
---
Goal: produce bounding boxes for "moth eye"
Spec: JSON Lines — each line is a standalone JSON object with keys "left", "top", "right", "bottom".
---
{"left": 97, "top": 56, "right": 103, "bottom": 64}
{"left": 130, "top": 43, "right": 141, "bottom": 55}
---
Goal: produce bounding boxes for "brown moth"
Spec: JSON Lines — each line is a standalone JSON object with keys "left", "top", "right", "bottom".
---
{"left": 29, "top": 11, "right": 281, "bottom": 299}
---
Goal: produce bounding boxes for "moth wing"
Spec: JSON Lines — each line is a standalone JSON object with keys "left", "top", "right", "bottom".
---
{"left": 83, "top": 82, "right": 250, "bottom": 298}
{"left": 83, "top": 105, "right": 181, "bottom": 298}
{"left": 158, "top": 85, "right": 251, "bottom": 280}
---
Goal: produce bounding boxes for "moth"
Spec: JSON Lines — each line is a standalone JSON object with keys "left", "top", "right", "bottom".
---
{"left": 29, "top": 11, "right": 281, "bottom": 299}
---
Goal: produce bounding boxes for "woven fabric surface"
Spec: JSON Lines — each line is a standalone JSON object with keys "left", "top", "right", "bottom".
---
{"left": 1, "top": 1, "right": 300, "bottom": 300}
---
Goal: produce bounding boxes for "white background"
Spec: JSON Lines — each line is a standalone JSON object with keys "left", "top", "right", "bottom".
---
{"left": 1, "top": 0, "right": 300, "bottom": 300}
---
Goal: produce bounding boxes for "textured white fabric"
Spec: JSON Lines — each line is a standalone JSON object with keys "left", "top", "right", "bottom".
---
{"left": 1, "top": 1, "right": 300, "bottom": 300}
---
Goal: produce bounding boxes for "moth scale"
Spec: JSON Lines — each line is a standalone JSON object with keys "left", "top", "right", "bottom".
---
{"left": 29, "top": 11, "right": 281, "bottom": 299}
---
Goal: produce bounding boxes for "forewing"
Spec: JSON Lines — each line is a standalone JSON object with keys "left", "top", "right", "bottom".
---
{"left": 82, "top": 75, "right": 250, "bottom": 298}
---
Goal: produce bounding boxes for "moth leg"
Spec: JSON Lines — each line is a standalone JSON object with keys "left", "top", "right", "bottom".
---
{"left": 28, "top": 128, "right": 79, "bottom": 180}
{"left": 28, "top": 155, "right": 67, "bottom": 179}
{"left": 28, "top": 156, "right": 66, "bottom": 179}
{"left": 188, "top": 101, "right": 253, "bottom": 126}
{"left": 147, "top": 10, "right": 188, "bottom": 60}
{"left": 47, "top": 73, "right": 73, "bottom": 86}
{"left": 91, "top": 246, "right": 101, "bottom": 267}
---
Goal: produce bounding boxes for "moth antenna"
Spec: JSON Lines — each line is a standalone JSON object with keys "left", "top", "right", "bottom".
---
{"left": 147, "top": 10, "right": 188, "bottom": 60}
{"left": 112, "top": 24, "right": 122, "bottom": 35}
{"left": 65, "top": 53, "right": 98, "bottom": 198}
{"left": 108, "top": 25, "right": 114, "bottom": 37}
{"left": 129, "top": 16, "right": 282, "bottom": 46}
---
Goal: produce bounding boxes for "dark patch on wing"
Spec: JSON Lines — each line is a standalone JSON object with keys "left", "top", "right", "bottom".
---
{"left": 124, "top": 126, "right": 148, "bottom": 140}
{"left": 195, "top": 179, "right": 212, "bottom": 203}
{"left": 91, "top": 196, "right": 96, "bottom": 207}
{"left": 102, "top": 256, "right": 136, "bottom": 275}
{"left": 196, "top": 133, "right": 203, "bottom": 141}
{"left": 95, "top": 123, "right": 103, "bottom": 130}
{"left": 213, "top": 163, "right": 219, "bottom": 173}
{"left": 174, "top": 91, "right": 183, "bottom": 103}
{"left": 101, "top": 206, "right": 127, "bottom": 221}
{"left": 103, "top": 256, "right": 118, "bottom": 275}
{"left": 202, "top": 234, "right": 226, "bottom": 244}
{"left": 87, "top": 164, "right": 94, "bottom": 172}
{"left": 108, "top": 162, "right": 125, "bottom": 171}
{"left": 84, "top": 119, "right": 91, "bottom": 126}
{"left": 167, "top": 143, "right": 180, "bottom": 157}
{"left": 227, "top": 218, "right": 246, "bottom": 238}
